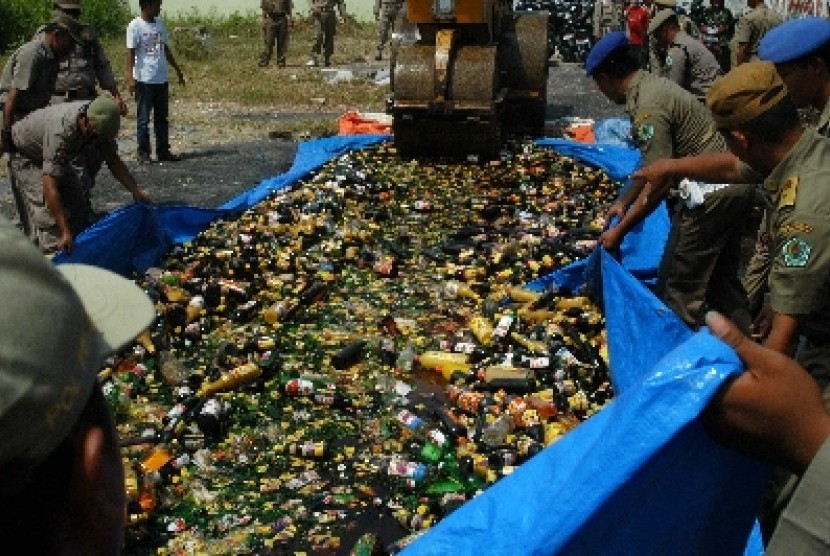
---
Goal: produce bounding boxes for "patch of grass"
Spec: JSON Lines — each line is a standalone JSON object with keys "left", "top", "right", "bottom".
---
{"left": 102, "top": 14, "right": 388, "bottom": 112}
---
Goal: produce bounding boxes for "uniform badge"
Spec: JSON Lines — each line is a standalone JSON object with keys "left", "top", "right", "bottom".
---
{"left": 635, "top": 122, "right": 654, "bottom": 145}
{"left": 781, "top": 237, "right": 811, "bottom": 267}
{"left": 778, "top": 176, "right": 798, "bottom": 208}
{"left": 779, "top": 222, "right": 814, "bottom": 235}
{"left": 665, "top": 55, "right": 673, "bottom": 69}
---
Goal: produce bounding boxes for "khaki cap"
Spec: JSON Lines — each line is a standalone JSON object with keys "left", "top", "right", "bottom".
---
{"left": 86, "top": 94, "right": 121, "bottom": 139}
{"left": 0, "top": 216, "right": 153, "bottom": 488}
{"left": 706, "top": 61, "right": 789, "bottom": 129}
{"left": 648, "top": 9, "right": 677, "bottom": 35}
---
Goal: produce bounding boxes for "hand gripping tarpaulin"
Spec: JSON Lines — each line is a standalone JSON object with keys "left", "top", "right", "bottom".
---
{"left": 52, "top": 134, "right": 390, "bottom": 274}
{"left": 403, "top": 249, "right": 771, "bottom": 556}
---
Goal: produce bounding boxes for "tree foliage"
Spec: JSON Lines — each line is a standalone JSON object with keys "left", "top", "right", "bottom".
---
{"left": 0, "top": 0, "right": 131, "bottom": 53}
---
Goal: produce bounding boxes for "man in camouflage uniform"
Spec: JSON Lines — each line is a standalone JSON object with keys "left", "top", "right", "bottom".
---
{"left": 1, "top": 14, "right": 82, "bottom": 234}
{"left": 733, "top": 0, "right": 781, "bottom": 66}
{"left": 648, "top": 9, "right": 722, "bottom": 100}
{"left": 698, "top": 0, "right": 735, "bottom": 71}
{"left": 46, "top": 0, "right": 128, "bottom": 216}
{"left": 259, "top": 0, "right": 293, "bottom": 68}
{"left": 593, "top": 0, "right": 623, "bottom": 41}
{"left": 9, "top": 95, "right": 150, "bottom": 254}
{"left": 373, "top": 0, "right": 403, "bottom": 61}
{"left": 587, "top": 32, "right": 755, "bottom": 332}
{"left": 306, "top": 0, "right": 347, "bottom": 67}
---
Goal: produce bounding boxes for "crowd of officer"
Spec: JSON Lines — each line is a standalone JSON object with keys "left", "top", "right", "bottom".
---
{"left": 587, "top": 13, "right": 830, "bottom": 549}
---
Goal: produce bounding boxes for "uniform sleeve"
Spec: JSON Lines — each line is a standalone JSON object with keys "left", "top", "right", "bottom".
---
{"left": 631, "top": 106, "right": 674, "bottom": 166}
{"left": 733, "top": 14, "right": 751, "bottom": 43}
{"left": 769, "top": 209, "right": 830, "bottom": 316}
{"left": 766, "top": 436, "right": 830, "bottom": 555}
{"left": 664, "top": 45, "right": 687, "bottom": 87}
{"left": 41, "top": 120, "right": 71, "bottom": 178}
{"left": 10, "top": 45, "right": 40, "bottom": 92}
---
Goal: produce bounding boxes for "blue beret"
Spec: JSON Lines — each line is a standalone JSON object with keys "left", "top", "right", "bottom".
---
{"left": 759, "top": 17, "right": 830, "bottom": 64}
{"left": 585, "top": 31, "right": 629, "bottom": 76}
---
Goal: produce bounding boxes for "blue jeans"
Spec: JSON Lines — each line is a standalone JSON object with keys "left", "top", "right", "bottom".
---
{"left": 135, "top": 81, "right": 170, "bottom": 159}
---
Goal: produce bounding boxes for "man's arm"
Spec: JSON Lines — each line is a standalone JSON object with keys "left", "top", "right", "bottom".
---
{"left": 164, "top": 46, "right": 185, "bottom": 86}
{"left": 102, "top": 146, "right": 151, "bottom": 204}
{"left": 1, "top": 88, "right": 19, "bottom": 153}
{"left": 632, "top": 151, "right": 748, "bottom": 200}
{"left": 42, "top": 174, "right": 73, "bottom": 252}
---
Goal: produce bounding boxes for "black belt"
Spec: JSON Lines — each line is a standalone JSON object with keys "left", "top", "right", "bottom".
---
{"left": 55, "top": 88, "right": 97, "bottom": 100}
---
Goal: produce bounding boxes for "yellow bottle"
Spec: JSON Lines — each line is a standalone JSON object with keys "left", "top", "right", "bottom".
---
{"left": 507, "top": 287, "right": 542, "bottom": 304}
{"left": 443, "top": 280, "right": 481, "bottom": 302}
{"left": 197, "top": 363, "right": 262, "bottom": 397}
{"left": 415, "top": 351, "right": 471, "bottom": 380}
{"left": 468, "top": 315, "right": 495, "bottom": 346}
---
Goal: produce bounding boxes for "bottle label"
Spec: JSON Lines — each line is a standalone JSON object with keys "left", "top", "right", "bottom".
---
{"left": 285, "top": 378, "right": 315, "bottom": 396}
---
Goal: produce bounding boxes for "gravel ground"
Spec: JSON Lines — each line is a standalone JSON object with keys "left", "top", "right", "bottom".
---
{"left": 0, "top": 62, "right": 623, "bottom": 224}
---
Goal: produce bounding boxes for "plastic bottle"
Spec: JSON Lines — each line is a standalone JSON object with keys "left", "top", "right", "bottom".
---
{"left": 415, "top": 350, "right": 471, "bottom": 380}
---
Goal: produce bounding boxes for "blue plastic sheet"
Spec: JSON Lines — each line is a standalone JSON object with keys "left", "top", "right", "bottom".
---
{"left": 403, "top": 250, "right": 771, "bottom": 556}
{"left": 51, "top": 136, "right": 768, "bottom": 554}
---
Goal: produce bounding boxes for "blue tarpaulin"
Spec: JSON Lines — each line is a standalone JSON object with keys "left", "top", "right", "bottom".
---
{"left": 52, "top": 135, "right": 768, "bottom": 554}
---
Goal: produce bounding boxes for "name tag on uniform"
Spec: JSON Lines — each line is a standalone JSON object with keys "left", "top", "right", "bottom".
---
{"left": 778, "top": 176, "right": 798, "bottom": 209}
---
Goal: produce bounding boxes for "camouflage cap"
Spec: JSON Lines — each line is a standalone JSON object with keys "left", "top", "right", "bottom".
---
{"left": 50, "top": 12, "right": 86, "bottom": 43}
{"left": 86, "top": 94, "right": 121, "bottom": 139}
{"left": 648, "top": 9, "right": 677, "bottom": 35}
{"left": 706, "top": 61, "right": 789, "bottom": 129}
{"left": 0, "top": 217, "right": 153, "bottom": 483}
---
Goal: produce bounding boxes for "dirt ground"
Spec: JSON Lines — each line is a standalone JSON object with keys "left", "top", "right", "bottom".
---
{"left": 0, "top": 62, "right": 622, "bottom": 223}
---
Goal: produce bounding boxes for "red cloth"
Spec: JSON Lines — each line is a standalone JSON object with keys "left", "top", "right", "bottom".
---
{"left": 625, "top": 6, "right": 649, "bottom": 46}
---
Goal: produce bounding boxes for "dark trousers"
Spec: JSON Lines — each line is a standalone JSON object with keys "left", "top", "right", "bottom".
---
{"left": 135, "top": 81, "right": 170, "bottom": 159}
{"left": 656, "top": 183, "right": 756, "bottom": 333}
{"left": 260, "top": 14, "right": 289, "bottom": 65}
{"left": 311, "top": 10, "right": 337, "bottom": 60}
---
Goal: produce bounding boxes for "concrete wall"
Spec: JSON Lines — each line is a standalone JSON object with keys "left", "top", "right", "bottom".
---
{"left": 127, "top": 0, "right": 376, "bottom": 20}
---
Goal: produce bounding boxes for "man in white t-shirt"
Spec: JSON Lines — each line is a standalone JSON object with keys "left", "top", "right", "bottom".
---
{"left": 126, "top": 0, "right": 185, "bottom": 164}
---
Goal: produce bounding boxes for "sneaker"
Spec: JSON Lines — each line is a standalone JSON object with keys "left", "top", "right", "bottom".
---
{"left": 306, "top": 58, "right": 318, "bottom": 67}
{"left": 157, "top": 152, "right": 182, "bottom": 162}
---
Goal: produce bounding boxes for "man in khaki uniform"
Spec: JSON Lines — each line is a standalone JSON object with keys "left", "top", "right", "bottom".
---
{"left": 259, "top": 0, "right": 293, "bottom": 68}
{"left": 733, "top": 0, "right": 781, "bottom": 66}
{"left": 45, "top": 0, "right": 128, "bottom": 216}
{"left": 373, "top": 0, "right": 403, "bottom": 61}
{"left": 742, "top": 17, "right": 830, "bottom": 317}
{"left": 647, "top": 0, "right": 699, "bottom": 70}
{"left": 648, "top": 9, "right": 722, "bottom": 100}
{"left": 306, "top": 0, "right": 346, "bottom": 67}
{"left": 586, "top": 31, "right": 755, "bottom": 332}
{"left": 1, "top": 14, "right": 82, "bottom": 235}
{"left": 9, "top": 95, "right": 150, "bottom": 254}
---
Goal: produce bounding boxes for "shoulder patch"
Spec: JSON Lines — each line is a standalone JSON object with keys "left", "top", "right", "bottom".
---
{"left": 781, "top": 237, "right": 811, "bottom": 267}
{"left": 779, "top": 222, "right": 814, "bottom": 235}
{"left": 635, "top": 122, "right": 655, "bottom": 145}
{"left": 778, "top": 176, "right": 798, "bottom": 208}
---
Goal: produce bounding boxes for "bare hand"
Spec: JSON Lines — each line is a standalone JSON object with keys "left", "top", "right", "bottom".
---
{"left": 58, "top": 229, "right": 74, "bottom": 254}
{"left": 702, "top": 311, "right": 830, "bottom": 474}
{"left": 750, "top": 304, "right": 774, "bottom": 341}
{"left": 114, "top": 95, "right": 128, "bottom": 117}
{"left": 127, "top": 77, "right": 137, "bottom": 96}
{"left": 603, "top": 200, "right": 626, "bottom": 229}
{"left": 631, "top": 159, "right": 675, "bottom": 202}
{"left": 599, "top": 226, "right": 624, "bottom": 251}
{"left": 132, "top": 187, "right": 152, "bottom": 204}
